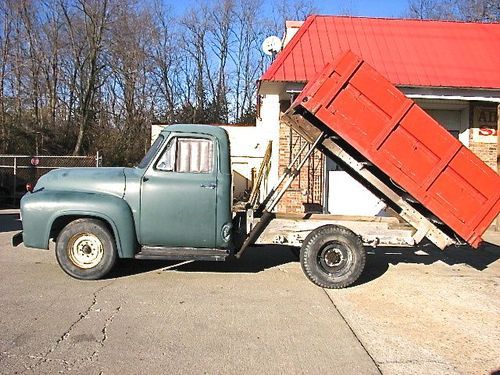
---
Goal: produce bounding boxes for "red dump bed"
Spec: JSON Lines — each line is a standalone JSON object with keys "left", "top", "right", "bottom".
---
{"left": 292, "top": 51, "right": 500, "bottom": 248}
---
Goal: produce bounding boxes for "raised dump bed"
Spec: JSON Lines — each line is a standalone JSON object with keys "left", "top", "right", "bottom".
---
{"left": 283, "top": 51, "right": 500, "bottom": 249}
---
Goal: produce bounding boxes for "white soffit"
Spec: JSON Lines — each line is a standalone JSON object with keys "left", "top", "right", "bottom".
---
{"left": 406, "top": 94, "right": 500, "bottom": 103}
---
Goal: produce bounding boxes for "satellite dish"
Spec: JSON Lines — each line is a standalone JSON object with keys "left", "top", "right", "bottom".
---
{"left": 262, "top": 36, "right": 282, "bottom": 56}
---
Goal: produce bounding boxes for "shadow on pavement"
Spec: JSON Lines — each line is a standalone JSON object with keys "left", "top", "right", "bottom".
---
{"left": 107, "top": 245, "right": 298, "bottom": 279}
{"left": 0, "top": 213, "right": 22, "bottom": 233}
{"left": 108, "top": 242, "right": 500, "bottom": 285}
{"left": 354, "top": 242, "right": 500, "bottom": 286}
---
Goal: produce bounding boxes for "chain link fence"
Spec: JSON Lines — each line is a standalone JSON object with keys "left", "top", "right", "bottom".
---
{"left": 0, "top": 153, "right": 101, "bottom": 207}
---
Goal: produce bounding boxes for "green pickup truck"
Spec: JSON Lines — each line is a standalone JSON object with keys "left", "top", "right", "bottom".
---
{"left": 15, "top": 125, "right": 234, "bottom": 277}
{"left": 13, "top": 123, "right": 371, "bottom": 289}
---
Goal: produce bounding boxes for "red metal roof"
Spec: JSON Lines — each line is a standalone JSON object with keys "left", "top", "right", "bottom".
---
{"left": 261, "top": 16, "right": 500, "bottom": 89}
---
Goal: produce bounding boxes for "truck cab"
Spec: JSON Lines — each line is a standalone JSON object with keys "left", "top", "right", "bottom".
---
{"left": 16, "top": 124, "right": 233, "bottom": 279}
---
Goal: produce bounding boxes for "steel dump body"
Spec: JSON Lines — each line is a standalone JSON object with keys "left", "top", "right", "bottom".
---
{"left": 286, "top": 51, "right": 500, "bottom": 248}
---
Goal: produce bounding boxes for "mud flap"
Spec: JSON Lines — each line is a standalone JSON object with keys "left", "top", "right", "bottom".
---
{"left": 12, "top": 232, "right": 23, "bottom": 247}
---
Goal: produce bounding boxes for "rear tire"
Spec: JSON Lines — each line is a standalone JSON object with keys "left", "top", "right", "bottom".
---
{"left": 56, "top": 218, "right": 117, "bottom": 280}
{"left": 300, "top": 225, "right": 365, "bottom": 289}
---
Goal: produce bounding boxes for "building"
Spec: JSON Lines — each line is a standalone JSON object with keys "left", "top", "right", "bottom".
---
{"left": 257, "top": 15, "right": 500, "bottom": 215}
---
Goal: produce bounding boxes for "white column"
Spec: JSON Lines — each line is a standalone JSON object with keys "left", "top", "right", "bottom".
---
{"left": 256, "top": 92, "right": 281, "bottom": 195}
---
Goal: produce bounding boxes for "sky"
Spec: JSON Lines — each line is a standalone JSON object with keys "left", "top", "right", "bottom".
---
{"left": 166, "top": 0, "right": 411, "bottom": 19}
{"left": 318, "top": 0, "right": 409, "bottom": 18}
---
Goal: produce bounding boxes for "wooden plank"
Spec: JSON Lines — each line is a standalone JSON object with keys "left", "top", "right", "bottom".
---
{"left": 248, "top": 141, "right": 272, "bottom": 208}
{"left": 274, "top": 212, "right": 400, "bottom": 223}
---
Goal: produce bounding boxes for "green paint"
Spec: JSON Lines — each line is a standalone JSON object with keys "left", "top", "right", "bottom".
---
{"left": 19, "top": 124, "right": 233, "bottom": 257}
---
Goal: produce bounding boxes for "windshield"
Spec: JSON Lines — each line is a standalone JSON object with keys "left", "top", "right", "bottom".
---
{"left": 137, "top": 135, "right": 164, "bottom": 169}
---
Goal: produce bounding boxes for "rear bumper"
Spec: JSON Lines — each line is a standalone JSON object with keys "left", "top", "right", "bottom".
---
{"left": 12, "top": 231, "right": 23, "bottom": 247}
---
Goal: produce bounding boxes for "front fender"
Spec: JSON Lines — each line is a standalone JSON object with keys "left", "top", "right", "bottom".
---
{"left": 21, "top": 190, "right": 138, "bottom": 258}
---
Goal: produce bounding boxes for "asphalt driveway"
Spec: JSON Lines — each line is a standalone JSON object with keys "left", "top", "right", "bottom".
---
{"left": 1, "top": 210, "right": 499, "bottom": 374}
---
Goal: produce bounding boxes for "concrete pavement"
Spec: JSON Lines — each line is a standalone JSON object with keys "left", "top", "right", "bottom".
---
{"left": 1, "top": 210, "right": 499, "bottom": 374}
{"left": 0, "top": 211, "right": 379, "bottom": 374}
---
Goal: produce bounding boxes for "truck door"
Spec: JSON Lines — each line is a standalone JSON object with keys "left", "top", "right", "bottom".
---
{"left": 140, "top": 135, "right": 217, "bottom": 248}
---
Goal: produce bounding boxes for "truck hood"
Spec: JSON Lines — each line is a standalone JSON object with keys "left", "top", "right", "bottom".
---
{"left": 35, "top": 167, "right": 126, "bottom": 198}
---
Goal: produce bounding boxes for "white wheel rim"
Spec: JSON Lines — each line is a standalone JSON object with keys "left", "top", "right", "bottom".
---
{"left": 67, "top": 233, "right": 104, "bottom": 269}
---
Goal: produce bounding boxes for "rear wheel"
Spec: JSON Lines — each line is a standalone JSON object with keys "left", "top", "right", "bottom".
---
{"left": 300, "top": 225, "right": 365, "bottom": 289}
{"left": 56, "top": 219, "right": 117, "bottom": 280}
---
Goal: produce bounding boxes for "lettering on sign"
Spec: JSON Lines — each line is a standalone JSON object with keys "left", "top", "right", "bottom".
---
{"left": 472, "top": 107, "right": 498, "bottom": 144}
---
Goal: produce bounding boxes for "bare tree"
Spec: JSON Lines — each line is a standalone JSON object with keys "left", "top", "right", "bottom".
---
{"left": 408, "top": 0, "right": 499, "bottom": 21}
{"left": 62, "top": 0, "right": 111, "bottom": 155}
{"left": 456, "top": 0, "right": 500, "bottom": 21}
{"left": 271, "top": 0, "right": 317, "bottom": 34}
{"left": 107, "top": 1, "right": 155, "bottom": 163}
{"left": 408, "top": 0, "right": 457, "bottom": 19}
{"left": 207, "top": 0, "right": 234, "bottom": 123}
{"left": 180, "top": 6, "right": 211, "bottom": 123}
{"left": 150, "top": 2, "right": 177, "bottom": 123}
{"left": 0, "top": 0, "right": 324, "bottom": 164}
{"left": 230, "top": 0, "right": 265, "bottom": 123}
{"left": 0, "top": 0, "right": 13, "bottom": 153}
{"left": 40, "top": 0, "right": 63, "bottom": 130}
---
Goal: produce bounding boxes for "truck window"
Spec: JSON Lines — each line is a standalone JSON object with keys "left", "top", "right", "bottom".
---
{"left": 138, "top": 135, "right": 164, "bottom": 169}
{"left": 156, "top": 137, "right": 214, "bottom": 173}
{"left": 157, "top": 137, "right": 176, "bottom": 171}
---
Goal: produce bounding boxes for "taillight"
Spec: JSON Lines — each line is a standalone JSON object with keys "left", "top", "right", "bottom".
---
{"left": 26, "top": 183, "right": 34, "bottom": 193}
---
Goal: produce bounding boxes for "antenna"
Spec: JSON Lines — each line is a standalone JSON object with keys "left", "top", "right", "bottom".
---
{"left": 262, "top": 36, "right": 282, "bottom": 59}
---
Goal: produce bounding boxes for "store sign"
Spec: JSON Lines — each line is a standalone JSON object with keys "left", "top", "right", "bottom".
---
{"left": 472, "top": 106, "right": 498, "bottom": 144}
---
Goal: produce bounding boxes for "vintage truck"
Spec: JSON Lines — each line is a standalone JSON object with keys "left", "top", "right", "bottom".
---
{"left": 13, "top": 52, "right": 500, "bottom": 289}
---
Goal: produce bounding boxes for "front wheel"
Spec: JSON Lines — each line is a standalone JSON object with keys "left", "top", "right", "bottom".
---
{"left": 300, "top": 225, "right": 365, "bottom": 289}
{"left": 56, "top": 218, "right": 117, "bottom": 280}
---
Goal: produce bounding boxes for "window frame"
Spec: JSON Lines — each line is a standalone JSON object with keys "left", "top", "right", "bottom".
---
{"left": 138, "top": 135, "right": 165, "bottom": 169}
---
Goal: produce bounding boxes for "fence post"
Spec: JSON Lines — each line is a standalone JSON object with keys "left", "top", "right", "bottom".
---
{"left": 96, "top": 151, "right": 100, "bottom": 167}
{"left": 12, "top": 156, "right": 17, "bottom": 206}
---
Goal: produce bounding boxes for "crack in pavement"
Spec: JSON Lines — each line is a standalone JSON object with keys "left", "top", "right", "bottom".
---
{"left": 322, "top": 289, "right": 383, "bottom": 374}
{"left": 53, "top": 304, "right": 123, "bottom": 374}
{"left": 379, "top": 359, "right": 452, "bottom": 365}
{"left": 21, "top": 282, "right": 114, "bottom": 374}
{"left": 87, "top": 305, "right": 122, "bottom": 364}
{"left": 1, "top": 351, "right": 69, "bottom": 365}
{"left": 378, "top": 358, "right": 458, "bottom": 372}
{"left": 100, "top": 305, "right": 121, "bottom": 347}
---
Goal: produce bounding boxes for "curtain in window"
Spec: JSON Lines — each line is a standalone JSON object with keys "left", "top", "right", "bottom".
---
{"left": 177, "top": 138, "right": 213, "bottom": 173}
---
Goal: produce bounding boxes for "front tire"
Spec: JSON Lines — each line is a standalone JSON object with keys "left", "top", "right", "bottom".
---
{"left": 56, "top": 219, "right": 117, "bottom": 280}
{"left": 300, "top": 225, "right": 365, "bottom": 289}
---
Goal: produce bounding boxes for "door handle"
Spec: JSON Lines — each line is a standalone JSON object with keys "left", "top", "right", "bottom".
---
{"left": 200, "top": 183, "right": 216, "bottom": 189}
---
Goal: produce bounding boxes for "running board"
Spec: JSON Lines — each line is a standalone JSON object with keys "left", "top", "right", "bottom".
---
{"left": 135, "top": 247, "right": 229, "bottom": 261}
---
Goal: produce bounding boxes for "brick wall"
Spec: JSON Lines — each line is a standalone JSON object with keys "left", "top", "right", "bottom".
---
{"left": 277, "top": 119, "right": 324, "bottom": 213}
{"left": 468, "top": 142, "right": 497, "bottom": 170}
{"left": 468, "top": 103, "right": 498, "bottom": 171}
